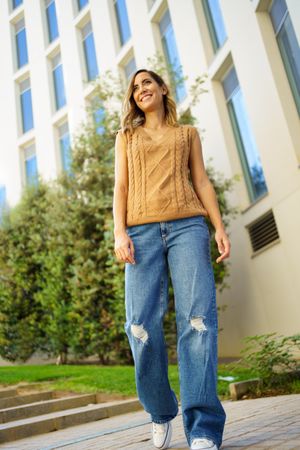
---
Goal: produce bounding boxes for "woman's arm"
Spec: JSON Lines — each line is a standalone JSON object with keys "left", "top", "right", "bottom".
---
{"left": 113, "top": 131, "right": 128, "bottom": 234}
{"left": 188, "top": 127, "right": 230, "bottom": 263}
{"left": 113, "top": 131, "right": 135, "bottom": 264}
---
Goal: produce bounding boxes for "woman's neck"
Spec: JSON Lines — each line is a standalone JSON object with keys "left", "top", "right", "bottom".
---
{"left": 143, "top": 109, "right": 166, "bottom": 130}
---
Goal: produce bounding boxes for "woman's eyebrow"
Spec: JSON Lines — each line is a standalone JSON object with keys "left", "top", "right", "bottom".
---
{"left": 133, "top": 78, "right": 151, "bottom": 88}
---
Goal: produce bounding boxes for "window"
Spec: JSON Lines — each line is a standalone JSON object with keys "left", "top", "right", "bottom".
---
{"left": 12, "top": 0, "right": 23, "bottom": 9}
{"left": 52, "top": 53, "right": 66, "bottom": 110}
{"left": 20, "top": 78, "right": 34, "bottom": 133}
{"left": 89, "top": 97, "right": 105, "bottom": 135}
{"left": 202, "top": 0, "right": 227, "bottom": 52}
{"left": 222, "top": 67, "right": 267, "bottom": 202}
{"left": 58, "top": 122, "right": 72, "bottom": 172}
{"left": 0, "top": 185, "right": 7, "bottom": 224}
{"left": 82, "top": 22, "right": 99, "bottom": 81}
{"left": 94, "top": 106, "right": 105, "bottom": 135}
{"left": 269, "top": 0, "right": 300, "bottom": 115}
{"left": 23, "top": 144, "right": 38, "bottom": 186}
{"left": 114, "top": 0, "right": 131, "bottom": 46}
{"left": 45, "top": 0, "right": 59, "bottom": 43}
{"left": 124, "top": 57, "right": 136, "bottom": 81}
{"left": 15, "top": 18, "right": 28, "bottom": 69}
{"left": 77, "top": 0, "right": 88, "bottom": 11}
{"left": 159, "top": 9, "right": 186, "bottom": 102}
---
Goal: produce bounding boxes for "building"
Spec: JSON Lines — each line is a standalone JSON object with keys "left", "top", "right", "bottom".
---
{"left": 0, "top": 0, "right": 299, "bottom": 356}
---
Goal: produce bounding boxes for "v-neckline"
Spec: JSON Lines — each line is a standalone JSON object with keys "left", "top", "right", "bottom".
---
{"left": 136, "top": 125, "right": 176, "bottom": 145}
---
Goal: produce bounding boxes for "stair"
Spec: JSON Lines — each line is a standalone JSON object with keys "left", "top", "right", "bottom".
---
{"left": 0, "top": 385, "right": 141, "bottom": 443}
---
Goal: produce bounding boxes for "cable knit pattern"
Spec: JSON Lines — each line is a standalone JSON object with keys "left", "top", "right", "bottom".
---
{"left": 123, "top": 124, "right": 208, "bottom": 226}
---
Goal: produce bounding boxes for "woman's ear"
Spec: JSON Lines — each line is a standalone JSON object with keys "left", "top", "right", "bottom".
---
{"left": 162, "top": 85, "right": 168, "bottom": 95}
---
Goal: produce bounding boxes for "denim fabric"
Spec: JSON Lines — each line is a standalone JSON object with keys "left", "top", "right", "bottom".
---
{"left": 124, "top": 215, "right": 226, "bottom": 448}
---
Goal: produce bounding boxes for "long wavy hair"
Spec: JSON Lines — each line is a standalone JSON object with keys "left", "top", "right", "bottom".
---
{"left": 121, "top": 69, "right": 178, "bottom": 134}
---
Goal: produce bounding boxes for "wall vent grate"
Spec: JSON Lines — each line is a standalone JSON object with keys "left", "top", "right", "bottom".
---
{"left": 247, "top": 210, "right": 280, "bottom": 252}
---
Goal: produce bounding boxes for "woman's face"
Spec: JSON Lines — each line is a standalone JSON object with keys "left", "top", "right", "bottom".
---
{"left": 132, "top": 72, "right": 166, "bottom": 113}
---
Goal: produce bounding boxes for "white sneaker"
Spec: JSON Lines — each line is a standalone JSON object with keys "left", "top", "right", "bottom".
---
{"left": 190, "top": 437, "right": 218, "bottom": 450}
{"left": 152, "top": 421, "right": 172, "bottom": 449}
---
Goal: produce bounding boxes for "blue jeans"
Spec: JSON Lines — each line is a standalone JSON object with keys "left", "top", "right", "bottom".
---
{"left": 124, "top": 215, "right": 226, "bottom": 448}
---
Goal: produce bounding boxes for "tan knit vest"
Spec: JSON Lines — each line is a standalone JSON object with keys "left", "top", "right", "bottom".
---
{"left": 123, "top": 124, "right": 208, "bottom": 226}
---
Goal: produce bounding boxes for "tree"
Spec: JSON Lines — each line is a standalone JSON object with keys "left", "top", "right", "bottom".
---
{"left": 0, "top": 183, "right": 50, "bottom": 361}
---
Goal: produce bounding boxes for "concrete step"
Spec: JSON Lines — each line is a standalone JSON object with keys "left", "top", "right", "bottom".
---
{"left": 0, "top": 393, "right": 97, "bottom": 423}
{"left": 0, "top": 389, "right": 17, "bottom": 399}
{"left": 0, "top": 391, "right": 55, "bottom": 410}
{"left": 0, "top": 383, "right": 53, "bottom": 401}
{"left": 0, "top": 398, "right": 141, "bottom": 443}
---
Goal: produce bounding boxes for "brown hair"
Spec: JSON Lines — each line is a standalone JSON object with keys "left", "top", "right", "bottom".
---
{"left": 121, "top": 69, "right": 178, "bottom": 134}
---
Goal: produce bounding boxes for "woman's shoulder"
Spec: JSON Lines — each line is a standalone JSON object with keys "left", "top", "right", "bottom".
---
{"left": 115, "top": 128, "right": 132, "bottom": 143}
{"left": 178, "top": 123, "right": 199, "bottom": 139}
{"left": 116, "top": 126, "right": 139, "bottom": 140}
{"left": 179, "top": 123, "right": 198, "bottom": 131}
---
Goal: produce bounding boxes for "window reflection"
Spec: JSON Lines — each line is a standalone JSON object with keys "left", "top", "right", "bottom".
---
{"left": 203, "top": 0, "right": 227, "bottom": 52}
{"left": 159, "top": 10, "right": 186, "bottom": 102}
{"left": 223, "top": 67, "right": 267, "bottom": 201}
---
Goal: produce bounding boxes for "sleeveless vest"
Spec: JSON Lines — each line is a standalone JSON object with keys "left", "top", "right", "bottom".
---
{"left": 122, "top": 124, "right": 208, "bottom": 226}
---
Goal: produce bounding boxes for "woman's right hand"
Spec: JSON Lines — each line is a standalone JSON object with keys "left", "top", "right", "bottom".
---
{"left": 114, "top": 231, "right": 136, "bottom": 265}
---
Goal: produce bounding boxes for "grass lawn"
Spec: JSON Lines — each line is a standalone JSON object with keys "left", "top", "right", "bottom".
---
{"left": 0, "top": 363, "right": 258, "bottom": 400}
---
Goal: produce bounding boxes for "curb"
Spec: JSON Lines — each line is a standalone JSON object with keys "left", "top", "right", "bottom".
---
{"left": 229, "top": 378, "right": 260, "bottom": 400}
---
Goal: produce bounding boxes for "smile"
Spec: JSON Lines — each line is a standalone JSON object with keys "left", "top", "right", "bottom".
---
{"left": 140, "top": 93, "right": 152, "bottom": 102}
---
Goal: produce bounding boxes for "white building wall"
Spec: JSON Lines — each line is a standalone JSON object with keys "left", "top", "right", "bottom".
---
{"left": 1, "top": 0, "right": 300, "bottom": 356}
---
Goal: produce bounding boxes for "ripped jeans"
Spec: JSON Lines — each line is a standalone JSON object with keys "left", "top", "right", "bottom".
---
{"left": 124, "top": 215, "right": 226, "bottom": 449}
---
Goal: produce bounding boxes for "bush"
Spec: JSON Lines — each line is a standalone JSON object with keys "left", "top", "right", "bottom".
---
{"left": 240, "top": 332, "right": 300, "bottom": 388}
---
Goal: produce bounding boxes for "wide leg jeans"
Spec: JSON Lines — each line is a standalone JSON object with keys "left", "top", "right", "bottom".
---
{"left": 124, "top": 215, "right": 226, "bottom": 448}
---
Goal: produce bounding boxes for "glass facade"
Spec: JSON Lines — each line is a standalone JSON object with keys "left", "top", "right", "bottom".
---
{"left": 77, "top": 0, "right": 88, "bottom": 10}
{"left": 45, "top": 0, "right": 59, "bottom": 43}
{"left": 12, "top": 0, "right": 23, "bottom": 9}
{"left": 20, "top": 78, "right": 34, "bottom": 133}
{"left": 114, "top": 0, "right": 131, "bottom": 46}
{"left": 82, "top": 22, "right": 99, "bottom": 81}
{"left": 93, "top": 106, "right": 105, "bottom": 135}
{"left": 124, "top": 57, "right": 136, "bottom": 81}
{"left": 159, "top": 10, "right": 186, "bottom": 102}
{"left": 0, "top": 185, "right": 6, "bottom": 219}
{"left": 24, "top": 144, "right": 38, "bottom": 186}
{"left": 269, "top": 0, "right": 300, "bottom": 116}
{"left": 202, "top": 0, "right": 227, "bottom": 52}
{"left": 58, "top": 123, "right": 72, "bottom": 172}
{"left": 52, "top": 53, "right": 66, "bottom": 110}
{"left": 222, "top": 67, "right": 268, "bottom": 202}
{"left": 15, "top": 18, "right": 28, "bottom": 69}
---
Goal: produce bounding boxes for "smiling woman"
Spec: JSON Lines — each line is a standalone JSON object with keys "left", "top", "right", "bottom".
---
{"left": 133, "top": 74, "right": 165, "bottom": 108}
{"left": 113, "top": 68, "right": 230, "bottom": 450}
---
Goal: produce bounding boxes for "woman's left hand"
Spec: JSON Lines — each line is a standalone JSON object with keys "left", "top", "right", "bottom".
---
{"left": 215, "top": 227, "right": 231, "bottom": 263}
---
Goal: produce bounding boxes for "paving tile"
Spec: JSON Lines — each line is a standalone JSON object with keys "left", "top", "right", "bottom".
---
{"left": 0, "top": 394, "right": 299, "bottom": 449}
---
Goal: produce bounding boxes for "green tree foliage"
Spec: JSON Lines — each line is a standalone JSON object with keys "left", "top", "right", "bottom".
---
{"left": 56, "top": 86, "right": 131, "bottom": 364}
{"left": 0, "top": 183, "right": 50, "bottom": 361}
{"left": 0, "top": 57, "right": 237, "bottom": 364}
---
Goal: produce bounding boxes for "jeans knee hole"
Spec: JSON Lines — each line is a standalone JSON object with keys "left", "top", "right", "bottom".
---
{"left": 190, "top": 316, "right": 207, "bottom": 333}
{"left": 131, "top": 323, "right": 149, "bottom": 343}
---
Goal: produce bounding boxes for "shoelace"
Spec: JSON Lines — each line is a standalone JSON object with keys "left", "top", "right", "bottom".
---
{"left": 153, "top": 422, "right": 167, "bottom": 434}
{"left": 192, "top": 438, "right": 214, "bottom": 447}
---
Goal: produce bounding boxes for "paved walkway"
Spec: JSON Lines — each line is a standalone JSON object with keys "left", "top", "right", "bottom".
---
{"left": 1, "top": 394, "right": 299, "bottom": 449}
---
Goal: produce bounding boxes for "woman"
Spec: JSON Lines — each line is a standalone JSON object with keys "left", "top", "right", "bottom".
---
{"left": 113, "top": 69, "right": 230, "bottom": 450}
